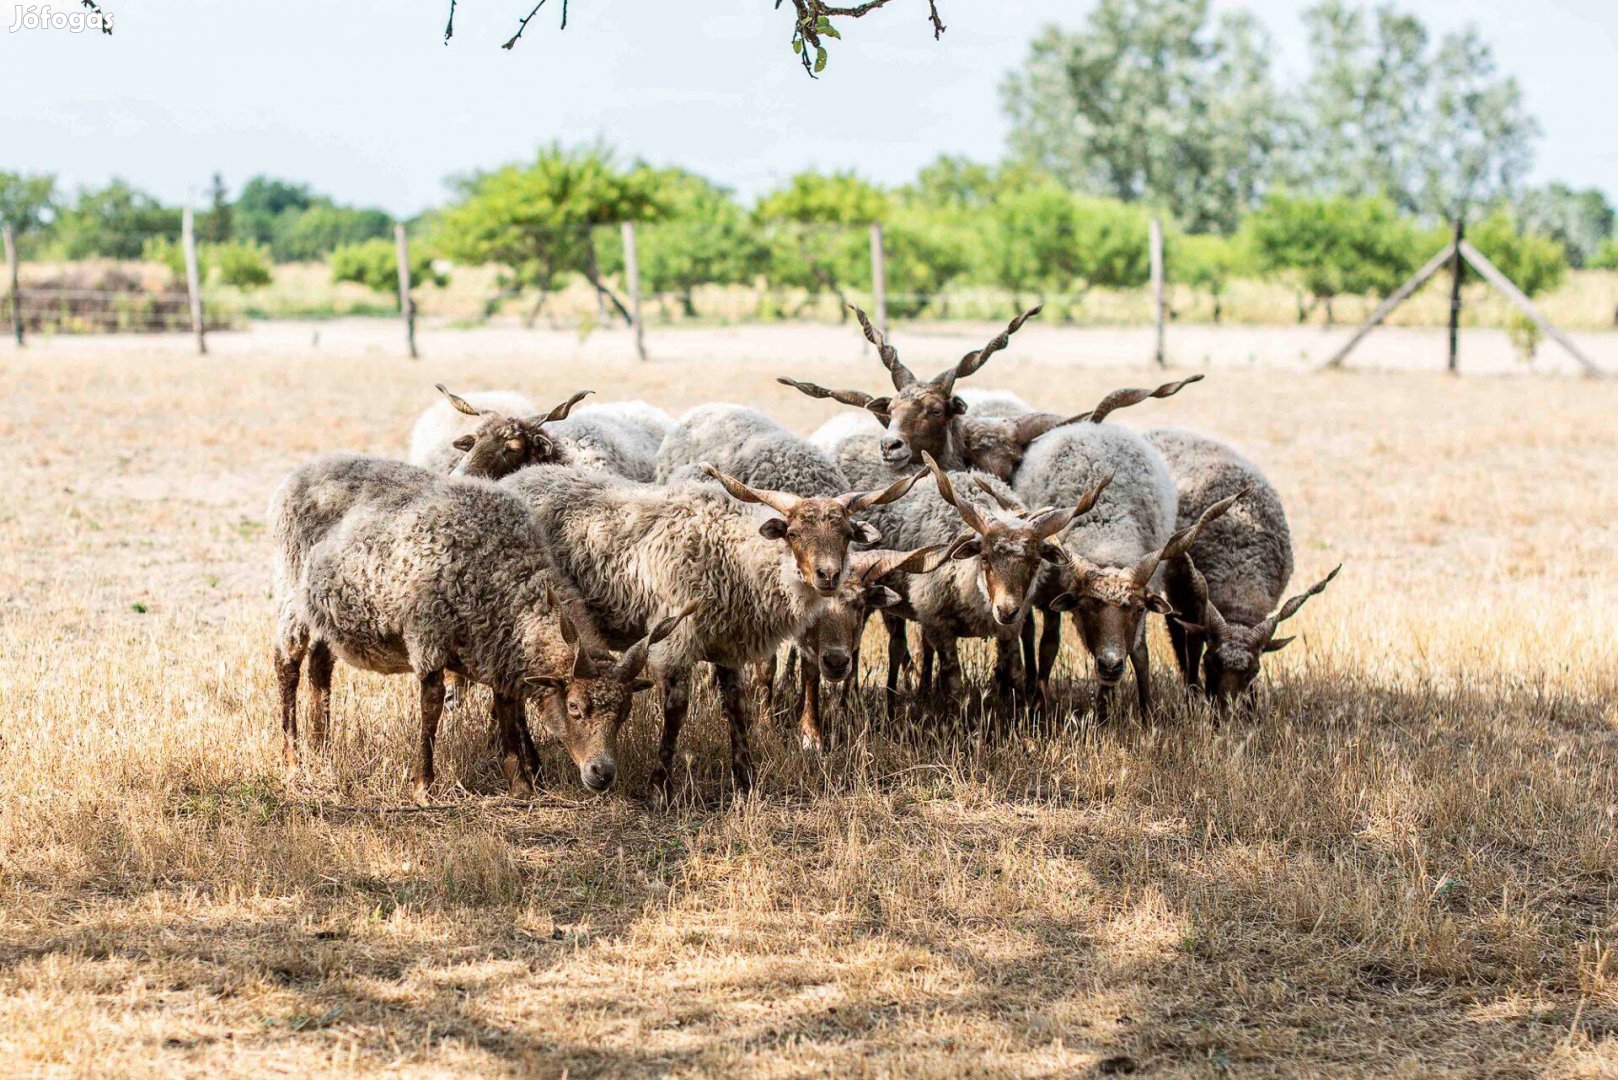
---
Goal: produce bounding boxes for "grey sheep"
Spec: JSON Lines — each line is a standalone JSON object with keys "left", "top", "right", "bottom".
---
{"left": 1146, "top": 428, "right": 1340, "bottom": 702}
{"left": 655, "top": 403, "right": 847, "bottom": 496}
{"left": 408, "top": 387, "right": 537, "bottom": 469}
{"left": 502, "top": 461, "right": 923, "bottom": 795}
{"left": 269, "top": 452, "right": 688, "bottom": 800}
{"left": 547, "top": 399, "right": 673, "bottom": 482}
{"left": 409, "top": 384, "right": 591, "bottom": 479}
{"left": 1014, "top": 423, "right": 1240, "bottom": 719}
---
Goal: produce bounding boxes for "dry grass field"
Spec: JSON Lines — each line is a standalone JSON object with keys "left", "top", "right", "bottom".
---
{"left": 1, "top": 326, "right": 1617, "bottom": 1077}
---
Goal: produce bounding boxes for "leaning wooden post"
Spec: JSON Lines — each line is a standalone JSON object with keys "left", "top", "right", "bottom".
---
{"left": 3, "top": 225, "right": 21, "bottom": 346}
{"left": 1458, "top": 239, "right": 1610, "bottom": 379}
{"left": 869, "top": 222, "right": 888, "bottom": 337}
{"left": 395, "top": 223, "right": 418, "bottom": 360}
{"left": 181, "top": 207, "right": 207, "bottom": 355}
{"left": 1319, "top": 243, "right": 1456, "bottom": 371}
{"left": 1149, "top": 217, "right": 1165, "bottom": 368}
{"left": 1446, "top": 219, "right": 1465, "bottom": 375}
{"left": 621, "top": 221, "right": 646, "bottom": 363}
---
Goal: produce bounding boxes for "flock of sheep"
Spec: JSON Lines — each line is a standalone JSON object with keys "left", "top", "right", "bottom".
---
{"left": 270, "top": 308, "right": 1340, "bottom": 802}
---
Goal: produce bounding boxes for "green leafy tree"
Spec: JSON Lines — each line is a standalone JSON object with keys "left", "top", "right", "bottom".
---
{"left": 142, "top": 237, "right": 273, "bottom": 290}
{"left": 984, "top": 185, "right": 1150, "bottom": 314}
{"left": 1514, "top": 183, "right": 1614, "bottom": 269}
{"left": 1591, "top": 239, "right": 1618, "bottom": 272}
{"left": 1244, "top": 193, "right": 1419, "bottom": 323}
{"left": 272, "top": 203, "right": 393, "bottom": 262}
{"left": 1419, "top": 27, "right": 1538, "bottom": 222}
{"left": 0, "top": 171, "right": 58, "bottom": 255}
{"left": 233, "top": 176, "right": 314, "bottom": 247}
{"left": 1462, "top": 210, "right": 1567, "bottom": 298}
{"left": 755, "top": 171, "right": 889, "bottom": 318}
{"left": 201, "top": 172, "right": 234, "bottom": 244}
{"left": 629, "top": 170, "right": 763, "bottom": 318}
{"left": 1001, "top": 0, "right": 1279, "bottom": 233}
{"left": 331, "top": 238, "right": 446, "bottom": 300}
{"left": 51, "top": 180, "right": 182, "bottom": 259}
{"left": 1168, "top": 232, "right": 1249, "bottom": 323}
{"left": 435, "top": 145, "right": 665, "bottom": 324}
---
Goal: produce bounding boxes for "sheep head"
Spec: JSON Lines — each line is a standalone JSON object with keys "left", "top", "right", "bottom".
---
{"left": 777, "top": 305, "right": 1041, "bottom": 470}
{"left": 1051, "top": 488, "right": 1244, "bottom": 687}
{"left": 926, "top": 454, "right": 1110, "bottom": 628}
{"left": 442, "top": 385, "right": 592, "bottom": 480}
{"left": 528, "top": 597, "right": 696, "bottom": 792}
{"left": 1179, "top": 560, "right": 1342, "bottom": 701}
{"left": 702, "top": 464, "right": 924, "bottom": 598}
{"left": 797, "top": 544, "right": 947, "bottom": 682}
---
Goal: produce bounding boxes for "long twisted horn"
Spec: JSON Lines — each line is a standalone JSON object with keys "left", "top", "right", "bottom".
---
{"left": 1257, "top": 564, "right": 1342, "bottom": 640}
{"left": 1185, "top": 558, "right": 1227, "bottom": 639}
{"left": 436, "top": 383, "right": 485, "bottom": 417}
{"left": 924, "top": 453, "right": 987, "bottom": 535}
{"left": 701, "top": 464, "right": 802, "bottom": 516}
{"left": 970, "top": 474, "right": 1023, "bottom": 514}
{"left": 855, "top": 544, "right": 946, "bottom": 583}
{"left": 840, "top": 468, "right": 926, "bottom": 513}
{"left": 533, "top": 389, "right": 593, "bottom": 425}
{"left": 850, "top": 304, "right": 915, "bottom": 390}
{"left": 1134, "top": 486, "right": 1247, "bottom": 587}
{"left": 936, "top": 305, "right": 1042, "bottom": 395}
{"left": 776, "top": 377, "right": 877, "bottom": 410}
{"left": 1010, "top": 410, "right": 1092, "bottom": 447}
{"left": 617, "top": 602, "right": 699, "bottom": 680}
{"left": 1031, "top": 471, "right": 1113, "bottom": 541}
{"left": 1087, "top": 374, "right": 1205, "bottom": 425}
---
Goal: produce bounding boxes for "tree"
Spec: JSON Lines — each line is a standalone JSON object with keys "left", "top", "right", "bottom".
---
{"left": 1419, "top": 27, "right": 1538, "bottom": 222}
{"left": 1001, "top": 0, "right": 1279, "bottom": 233}
{"left": 143, "top": 237, "right": 274, "bottom": 290}
{"left": 435, "top": 145, "right": 665, "bottom": 324}
{"left": 201, "top": 173, "right": 233, "bottom": 244}
{"left": 50, "top": 180, "right": 182, "bottom": 260}
{"left": 983, "top": 184, "right": 1150, "bottom": 314}
{"left": 755, "top": 171, "right": 889, "bottom": 318}
{"left": 1244, "top": 193, "right": 1419, "bottom": 323}
{"left": 1168, "top": 232, "right": 1249, "bottom": 323}
{"left": 0, "top": 172, "right": 58, "bottom": 255}
{"left": 331, "top": 238, "right": 446, "bottom": 298}
{"left": 271, "top": 203, "right": 393, "bottom": 262}
{"left": 233, "top": 176, "right": 314, "bottom": 247}
{"left": 627, "top": 170, "right": 763, "bottom": 318}
{"left": 1462, "top": 210, "right": 1567, "bottom": 298}
{"left": 1285, "top": 2, "right": 1429, "bottom": 211}
{"left": 1515, "top": 184, "right": 1614, "bottom": 269}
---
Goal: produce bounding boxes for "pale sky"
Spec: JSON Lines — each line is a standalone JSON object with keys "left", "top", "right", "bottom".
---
{"left": 3, "top": 0, "right": 1614, "bottom": 214}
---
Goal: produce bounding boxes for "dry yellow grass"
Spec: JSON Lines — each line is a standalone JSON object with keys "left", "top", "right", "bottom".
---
{"left": 1, "top": 330, "right": 1616, "bottom": 1077}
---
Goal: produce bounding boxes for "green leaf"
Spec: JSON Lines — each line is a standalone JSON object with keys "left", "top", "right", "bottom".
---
{"left": 791, "top": 35, "right": 802, "bottom": 53}
{"left": 814, "top": 45, "right": 828, "bottom": 73}
{"left": 817, "top": 18, "right": 841, "bottom": 39}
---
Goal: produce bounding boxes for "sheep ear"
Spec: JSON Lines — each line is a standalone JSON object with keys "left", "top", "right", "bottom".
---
{"left": 1263, "top": 635, "right": 1296, "bottom": 653}
{"left": 452, "top": 435, "right": 476, "bottom": 452}
{"left": 864, "top": 585, "right": 902, "bottom": 610}
{"left": 851, "top": 520, "right": 881, "bottom": 546}
{"left": 1145, "top": 593, "right": 1176, "bottom": 615}
{"left": 1039, "top": 541, "right": 1067, "bottom": 564}
{"left": 1048, "top": 592, "right": 1079, "bottom": 613}
{"left": 759, "top": 517, "right": 788, "bottom": 540}
{"left": 1173, "top": 618, "right": 1206, "bottom": 635}
{"left": 947, "top": 395, "right": 968, "bottom": 417}
{"left": 629, "top": 679, "right": 654, "bottom": 694}
{"left": 529, "top": 675, "right": 568, "bottom": 692}
{"left": 866, "top": 397, "right": 892, "bottom": 420}
{"left": 949, "top": 537, "right": 982, "bottom": 561}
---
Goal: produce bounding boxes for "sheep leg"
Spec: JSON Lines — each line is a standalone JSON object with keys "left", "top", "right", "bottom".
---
{"left": 306, "top": 641, "right": 334, "bottom": 750}
{"left": 413, "top": 670, "right": 446, "bottom": 805}
{"left": 752, "top": 655, "right": 777, "bottom": 730}
{"left": 882, "top": 612, "right": 909, "bottom": 717}
{"left": 715, "top": 664, "right": 754, "bottom": 796}
{"left": 933, "top": 636, "right": 964, "bottom": 706}
{"left": 798, "top": 650, "right": 824, "bottom": 753}
{"left": 992, "top": 636, "right": 1020, "bottom": 701}
{"left": 1131, "top": 640, "right": 1152, "bottom": 721}
{"left": 650, "top": 670, "right": 690, "bottom": 801}
{"left": 1166, "top": 618, "right": 1202, "bottom": 691}
{"left": 1036, "top": 612, "right": 1063, "bottom": 704}
{"left": 1020, "top": 618, "right": 1038, "bottom": 701}
{"left": 920, "top": 639, "right": 935, "bottom": 697}
{"left": 845, "top": 616, "right": 865, "bottom": 708}
{"left": 444, "top": 672, "right": 463, "bottom": 712}
{"left": 274, "top": 645, "right": 304, "bottom": 768}
{"left": 493, "top": 692, "right": 536, "bottom": 798}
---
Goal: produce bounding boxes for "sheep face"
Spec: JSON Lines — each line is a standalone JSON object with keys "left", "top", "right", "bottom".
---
{"left": 799, "top": 546, "right": 942, "bottom": 681}
{"left": 436, "top": 385, "right": 590, "bottom": 481}
{"left": 1181, "top": 562, "right": 1340, "bottom": 703}
{"left": 702, "top": 465, "right": 926, "bottom": 598}
{"left": 529, "top": 601, "right": 695, "bottom": 792}
{"left": 1052, "top": 572, "right": 1174, "bottom": 685}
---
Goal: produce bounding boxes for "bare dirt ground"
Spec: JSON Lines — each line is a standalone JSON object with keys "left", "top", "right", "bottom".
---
{"left": 1, "top": 322, "right": 1616, "bottom": 1077}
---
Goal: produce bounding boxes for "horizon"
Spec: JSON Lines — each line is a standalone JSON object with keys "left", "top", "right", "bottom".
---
{"left": 3, "top": 0, "right": 1615, "bottom": 216}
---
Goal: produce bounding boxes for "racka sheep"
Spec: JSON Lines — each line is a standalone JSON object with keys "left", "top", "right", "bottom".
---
{"left": 410, "top": 384, "right": 591, "bottom": 478}
{"left": 1146, "top": 427, "right": 1340, "bottom": 702}
{"left": 269, "top": 453, "right": 688, "bottom": 800}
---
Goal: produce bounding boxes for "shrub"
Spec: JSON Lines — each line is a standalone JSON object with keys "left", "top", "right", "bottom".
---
{"left": 331, "top": 238, "right": 445, "bottom": 294}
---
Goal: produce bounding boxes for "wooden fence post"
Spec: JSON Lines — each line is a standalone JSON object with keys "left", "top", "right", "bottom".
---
{"left": 1446, "top": 219, "right": 1465, "bottom": 375}
{"left": 869, "top": 223, "right": 888, "bottom": 338}
{"left": 3, "top": 225, "right": 20, "bottom": 346}
{"left": 395, "top": 223, "right": 418, "bottom": 360}
{"left": 181, "top": 208, "right": 207, "bottom": 355}
{"left": 621, "top": 221, "right": 646, "bottom": 363}
{"left": 1149, "top": 217, "right": 1165, "bottom": 368}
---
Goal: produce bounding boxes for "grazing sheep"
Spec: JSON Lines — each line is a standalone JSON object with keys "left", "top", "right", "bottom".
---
{"left": 1015, "top": 424, "right": 1242, "bottom": 719}
{"left": 269, "top": 453, "right": 688, "bottom": 800}
{"left": 1145, "top": 428, "right": 1340, "bottom": 702}
{"left": 503, "top": 462, "right": 923, "bottom": 795}
{"left": 410, "top": 384, "right": 592, "bottom": 479}
{"left": 779, "top": 305, "right": 1043, "bottom": 470}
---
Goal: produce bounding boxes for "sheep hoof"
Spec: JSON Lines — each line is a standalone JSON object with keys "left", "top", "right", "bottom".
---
{"left": 411, "top": 780, "right": 432, "bottom": 807}
{"left": 799, "top": 732, "right": 824, "bottom": 755}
